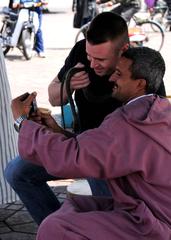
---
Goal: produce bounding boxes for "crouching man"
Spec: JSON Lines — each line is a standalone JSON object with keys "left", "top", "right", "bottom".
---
{"left": 10, "top": 47, "right": 171, "bottom": 240}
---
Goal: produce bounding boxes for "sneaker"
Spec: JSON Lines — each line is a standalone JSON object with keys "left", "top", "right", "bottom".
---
{"left": 32, "top": 50, "right": 37, "bottom": 57}
{"left": 38, "top": 52, "right": 46, "bottom": 58}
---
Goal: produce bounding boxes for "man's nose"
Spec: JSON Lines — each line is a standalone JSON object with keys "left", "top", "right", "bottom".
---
{"left": 90, "top": 58, "right": 98, "bottom": 68}
{"left": 109, "top": 75, "right": 116, "bottom": 83}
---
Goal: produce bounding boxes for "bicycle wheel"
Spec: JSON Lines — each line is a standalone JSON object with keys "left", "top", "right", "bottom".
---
{"left": 150, "top": 1, "right": 169, "bottom": 31}
{"left": 75, "top": 23, "right": 90, "bottom": 43}
{"left": 151, "top": 11, "right": 169, "bottom": 31}
{"left": 137, "top": 20, "right": 164, "bottom": 51}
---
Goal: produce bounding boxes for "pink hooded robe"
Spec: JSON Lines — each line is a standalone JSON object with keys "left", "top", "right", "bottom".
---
{"left": 18, "top": 95, "right": 171, "bottom": 239}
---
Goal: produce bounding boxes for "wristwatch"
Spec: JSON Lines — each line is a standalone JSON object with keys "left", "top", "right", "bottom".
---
{"left": 14, "top": 115, "right": 27, "bottom": 132}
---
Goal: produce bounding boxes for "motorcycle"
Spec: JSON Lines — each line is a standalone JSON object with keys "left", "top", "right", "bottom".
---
{"left": 0, "top": 2, "right": 41, "bottom": 60}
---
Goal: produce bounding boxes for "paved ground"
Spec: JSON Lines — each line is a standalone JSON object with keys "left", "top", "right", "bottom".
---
{"left": 0, "top": 2, "right": 171, "bottom": 239}
{"left": 0, "top": 179, "right": 74, "bottom": 240}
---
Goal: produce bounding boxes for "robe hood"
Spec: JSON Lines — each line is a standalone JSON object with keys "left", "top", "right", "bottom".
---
{"left": 120, "top": 95, "right": 171, "bottom": 155}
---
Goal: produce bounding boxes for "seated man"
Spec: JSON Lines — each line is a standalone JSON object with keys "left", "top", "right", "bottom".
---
{"left": 10, "top": 46, "right": 171, "bottom": 239}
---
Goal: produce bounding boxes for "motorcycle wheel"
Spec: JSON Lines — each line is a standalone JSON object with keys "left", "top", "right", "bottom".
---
{"left": 0, "top": 22, "right": 11, "bottom": 56}
{"left": 21, "top": 28, "right": 35, "bottom": 60}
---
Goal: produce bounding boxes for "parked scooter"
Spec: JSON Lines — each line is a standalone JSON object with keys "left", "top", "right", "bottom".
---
{"left": 0, "top": 2, "right": 41, "bottom": 60}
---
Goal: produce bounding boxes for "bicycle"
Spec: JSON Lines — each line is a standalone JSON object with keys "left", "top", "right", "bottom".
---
{"left": 128, "top": 14, "right": 164, "bottom": 51}
{"left": 146, "top": 0, "right": 171, "bottom": 31}
{"left": 75, "top": 2, "right": 165, "bottom": 51}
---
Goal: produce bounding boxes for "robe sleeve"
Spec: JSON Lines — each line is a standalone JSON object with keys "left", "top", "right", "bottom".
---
{"left": 18, "top": 115, "right": 147, "bottom": 179}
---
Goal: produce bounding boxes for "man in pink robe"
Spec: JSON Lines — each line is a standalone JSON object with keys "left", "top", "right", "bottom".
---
{"left": 11, "top": 47, "right": 171, "bottom": 239}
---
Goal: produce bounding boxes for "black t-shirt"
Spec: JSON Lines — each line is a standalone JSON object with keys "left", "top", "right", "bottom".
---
{"left": 58, "top": 39, "right": 166, "bottom": 132}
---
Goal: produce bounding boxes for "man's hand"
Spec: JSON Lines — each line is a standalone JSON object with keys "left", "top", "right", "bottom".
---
{"left": 12, "top": 3, "right": 19, "bottom": 8}
{"left": 40, "top": 113, "right": 61, "bottom": 131}
{"left": 29, "top": 111, "right": 42, "bottom": 124}
{"left": 41, "top": 0, "right": 48, "bottom": 5}
{"left": 48, "top": 63, "right": 91, "bottom": 106}
{"left": 40, "top": 113, "right": 75, "bottom": 137}
{"left": 69, "top": 63, "right": 90, "bottom": 91}
{"left": 11, "top": 92, "right": 37, "bottom": 120}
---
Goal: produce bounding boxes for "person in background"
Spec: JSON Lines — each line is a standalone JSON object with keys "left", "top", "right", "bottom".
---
{"left": 9, "top": 0, "right": 13, "bottom": 8}
{"left": 12, "top": 0, "right": 47, "bottom": 58}
{"left": 10, "top": 46, "right": 171, "bottom": 240}
{"left": 72, "top": 0, "right": 96, "bottom": 28}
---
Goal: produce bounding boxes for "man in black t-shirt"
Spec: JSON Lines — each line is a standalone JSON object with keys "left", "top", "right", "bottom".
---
{"left": 5, "top": 12, "right": 166, "bottom": 225}
{"left": 49, "top": 13, "right": 130, "bottom": 131}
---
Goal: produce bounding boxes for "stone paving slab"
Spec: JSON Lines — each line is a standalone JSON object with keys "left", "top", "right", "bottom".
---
{"left": 0, "top": 180, "right": 75, "bottom": 240}
{"left": 0, "top": 201, "right": 38, "bottom": 240}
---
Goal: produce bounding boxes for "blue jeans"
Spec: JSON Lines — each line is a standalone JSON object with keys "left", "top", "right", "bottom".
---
{"left": 34, "top": 9, "right": 44, "bottom": 53}
{"left": 88, "top": 177, "right": 112, "bottom": 197}
{"left": 5, "top": 156, "right": 111, "bottom": 225}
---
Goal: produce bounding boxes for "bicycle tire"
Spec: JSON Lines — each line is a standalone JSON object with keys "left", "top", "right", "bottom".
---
{"left": 151, "top": 13, "right": 163, "bottom": 30}
{"left": 151, "top": 12, "right": 170, "bottom": 31}
{"left": 150, "top": 1, "right": 169, "bottom": 31}
{"left": 75, "top": 22, "right": 90, "bottom": 43}
{"left": 136, "top": 20, "right": 164, "bottom": 51}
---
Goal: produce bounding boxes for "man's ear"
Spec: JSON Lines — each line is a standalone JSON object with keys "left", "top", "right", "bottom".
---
{"left": 136, "top": 79, "right": 147, "bottom": 91}
{"left": 121, "top": 43, "right": 129, "bottom": 53}
{"left": 119, "top": 43, "right": 129, "bottom": 58}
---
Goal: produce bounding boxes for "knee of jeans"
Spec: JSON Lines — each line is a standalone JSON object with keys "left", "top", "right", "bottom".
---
{"left": 4, "top": 156, "right": 23, "bottom": 185}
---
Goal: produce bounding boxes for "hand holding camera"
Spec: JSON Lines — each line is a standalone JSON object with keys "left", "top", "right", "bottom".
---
{"left": 11, "top": 92, "right": 37, "bottom": 121}
{"left": 11, "top": 92, "right": 65, "bottom": 133}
